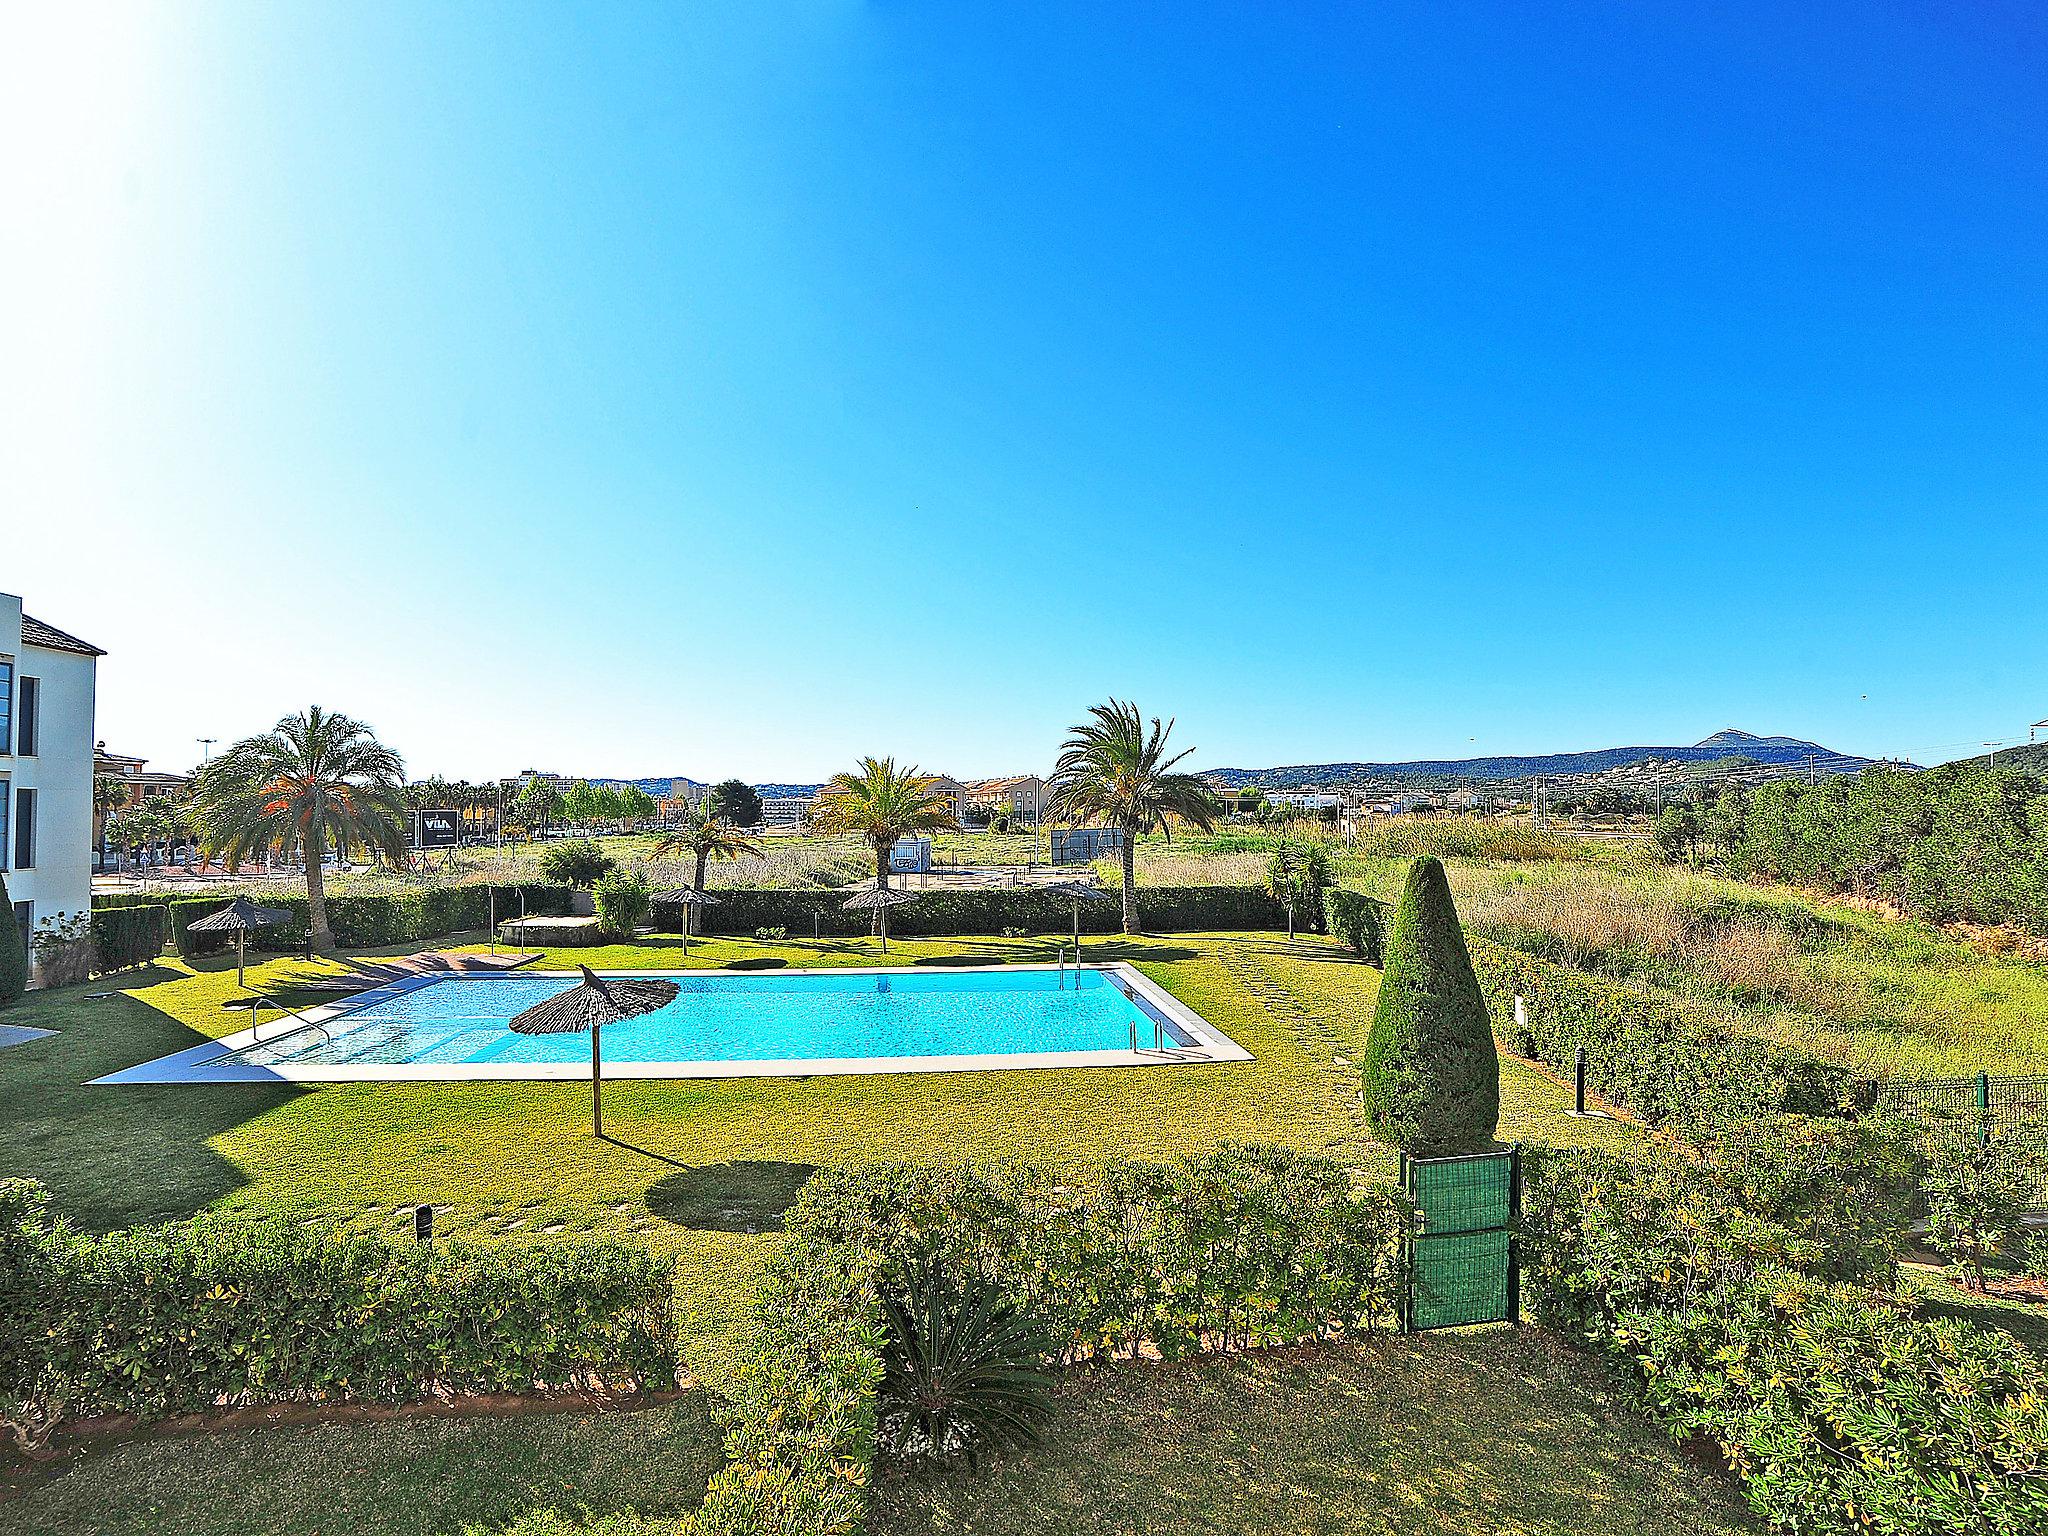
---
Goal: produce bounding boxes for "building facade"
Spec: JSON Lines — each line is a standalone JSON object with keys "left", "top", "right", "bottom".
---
{"left": 1, "top": 594, "right": 102, "bottom": 958}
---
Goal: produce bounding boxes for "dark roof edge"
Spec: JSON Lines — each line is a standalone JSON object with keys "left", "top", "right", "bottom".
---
{"left": 21, "top": 614, "right": 107, "bottom": 658}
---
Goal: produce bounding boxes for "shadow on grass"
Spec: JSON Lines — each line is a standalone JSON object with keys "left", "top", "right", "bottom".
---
{"left": 1080, "top": 942, "right": 1199, "bottom": 963}
{"left": 0, "top": 976, "right": 305, "bottom": 1231}
{"left": 726, "top": 957, "right": 788, "bottom": 971}
{"left": 646, "top": 1160, "right": 819, "bottom": 1233}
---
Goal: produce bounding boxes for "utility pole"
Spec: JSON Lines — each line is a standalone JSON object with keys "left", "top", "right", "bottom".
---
{"left": 197, "top": 738, "right": 216, "bottom": 767}
{"left": 1984, "top": 742, "right": 2002, "bottom": 768}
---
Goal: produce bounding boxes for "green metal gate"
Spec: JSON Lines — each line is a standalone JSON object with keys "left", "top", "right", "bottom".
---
{"left": 1401, "top": 1147, "right": 1520, "bottom": 1331}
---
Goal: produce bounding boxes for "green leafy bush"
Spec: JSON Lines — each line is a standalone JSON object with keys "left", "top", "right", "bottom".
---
{"left": 786, "top": 1145, "right": 1413, "bottom": 1361}
{"left": 0, "top": 873, "right": 27, "bottom": 1005}
{"left": 1361, "top": 857, "right": 1499, "bottom": 1155}
{"left": 1921, "top": 1132, "right": 2048, "bottom": 1292}
{"left": 540, "top": 839, "right": 617, "bottom": 889}
{"left": 592, "top": 870, "right": 651, "bottom": 937}
{"left": 652, "top": 884, "right": 1288, "bottom": 938}
{"left": 1324, "top": 887, "right": 1392, "bottom": 965}
{"left": 0, "top": 1179, "right": 676, "bottom": 1453}
{"left": 878, "top": 1259, "right": 1055, "bottom": 1469}
{"left": 1468, "top": 931, "right": 1865, "bottom": 1137}
{"left": 131, "top": 884, "right": 571, "bottom": 957}
{"left": 1523, "top": 1146, "right": 2048, "bottom": 1536}
{"left": 87, "top": 901, "right": 167, "bottom": 972}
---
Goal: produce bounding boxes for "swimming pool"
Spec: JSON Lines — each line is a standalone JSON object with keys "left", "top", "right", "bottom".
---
{"left": 93, "top": 963, "right": 1251, "bottom": 1084}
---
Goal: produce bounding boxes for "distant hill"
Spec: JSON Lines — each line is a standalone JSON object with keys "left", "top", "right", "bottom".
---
{"left": 1206, "top": 729, "right": 1893, "bottom": 789}
{"left": 606, "top": 775, "right": 823, "bottom": 800}
{"left": 1943, "top": 743, "right": 2048, "bottom": 776}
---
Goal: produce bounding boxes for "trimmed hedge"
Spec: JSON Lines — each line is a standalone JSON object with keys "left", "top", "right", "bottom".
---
{"left": 87, "top": 903, "right": 167, "bottom": 973}
{"left": 786, "top": 1145, "right": 1413, "bottom": 1362}
{"left": 104, "top": 885, "right": 577, "bottom": 960}
{"left": 685, "top": 1232, "right": 883, "bottom": 1535}
{"left": 654, "top": 884, "right": 1289, "bottom": 938}
{"left": 1524, "top": 1146, "right": 2048, "bottom": 1535}
{"left": 1469, "top": 933, "right": 1865, "bottom": 1136}
{"left": 1324, "top": 886, "right": 1393, "bottom": 966}
{"left": 0, "top": 872, "right": 25, "bottom": 1005}
{"left": 0, "top": 1179, "right": 676, "bottom": 1452}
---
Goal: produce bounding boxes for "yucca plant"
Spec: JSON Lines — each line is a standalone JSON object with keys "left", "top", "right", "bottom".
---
{"left": 878, "top": 1259, "right": 1057, "bottom": 1471}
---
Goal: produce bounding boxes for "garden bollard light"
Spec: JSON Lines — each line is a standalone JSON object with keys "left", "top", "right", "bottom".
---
{"left": 414, "top": 1204, "right": 433, "bottom": 1243}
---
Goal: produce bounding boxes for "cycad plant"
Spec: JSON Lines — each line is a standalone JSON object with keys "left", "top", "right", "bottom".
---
{"left": 808, "top": 758, "right": 960, "bottom": 892}
{"left": 879, "top": 1259, "right": 1057, "bottom": 1471}
{"left": 192, "top": 706, "right": 408, "bottom": 954}
{"left": 1264, "top": 837, "right": 1335, "bottom": 939}
{"left": 651, "top": 799, "right": 762, "bottom": 933}
{"left": 1047, "top": 700, "right": 1221, "bottom": 934}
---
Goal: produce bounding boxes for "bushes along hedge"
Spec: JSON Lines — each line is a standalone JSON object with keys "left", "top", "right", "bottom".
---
{"left": 1469, "top": 931, "right": 1865, "bottom": 1137}
{"left": 86, "top": 902, "right": 167, "bottom": 972}
{"left": 653, "top": 884, "right": 1288, "bottom": 938}
{"left": 1523, "top": 1145, "right": 2048, "bottom": 1535}
{"left": 1323, "top": 886, "right": 1393, "bottom": 965}
{"left": 1361, "top": 857, "right": 1499, "bottom": 1155}
{"left": 97, "top": 884, "right": 576, "bottom": 960}
{"left": 0, "top": 873, "right": 26, "bottom": 1006}
{"left": 0, "top": 1179, "right": 676, "bottom": 1452}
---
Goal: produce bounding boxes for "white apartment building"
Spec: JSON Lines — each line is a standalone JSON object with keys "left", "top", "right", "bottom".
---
{"left": 1, "top": 593, "right": 102, "bottom": 959}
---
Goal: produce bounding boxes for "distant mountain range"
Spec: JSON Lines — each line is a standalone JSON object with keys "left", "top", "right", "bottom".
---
{"left": 1203, "top": 730, "right": 1895, "bottom": 789}
{"left": 599, "top": 731, "right": 1896, "bottom": 800}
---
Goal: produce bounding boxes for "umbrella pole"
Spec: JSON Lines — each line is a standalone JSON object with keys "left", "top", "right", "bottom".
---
{"left": 591, "top": 1025, "right": 604, "bottom": 1138}
{"left": 237, "top": 931, "right": 247, "bottom": 991}
{"left": 880, "top": 902, "right": 888, "bottom": 954}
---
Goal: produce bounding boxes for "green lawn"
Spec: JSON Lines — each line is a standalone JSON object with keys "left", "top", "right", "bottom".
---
{"left": 0, "top": 1394, "right": 724, "bottom": 1536}
{"left": 0, "top": 929, "right": 1634, "bottom": 1382}
{"left": 873, "top": 1331, "right": 1762, "bottom": 1536}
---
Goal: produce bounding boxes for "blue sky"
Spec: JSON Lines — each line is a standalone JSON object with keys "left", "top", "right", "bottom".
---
{"left": 5, "top": 3, "right": 2044, "bottom": 781}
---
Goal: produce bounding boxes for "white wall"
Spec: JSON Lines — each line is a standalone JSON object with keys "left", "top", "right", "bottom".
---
{"left": 0, "top": 593, "right": 99, "bottom": 942}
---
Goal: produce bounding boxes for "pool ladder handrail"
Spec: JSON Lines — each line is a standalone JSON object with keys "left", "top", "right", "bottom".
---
{"left": 205, "top": 991, "right": 334, "bottom": 1066}
{"left": 1055, "top": 944, "right": 1078, "bottom": 988}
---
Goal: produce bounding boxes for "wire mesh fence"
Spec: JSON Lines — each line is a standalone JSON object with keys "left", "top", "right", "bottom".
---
{"left": 1873, "top": 1073, "right": 2048, "bottom": 1207}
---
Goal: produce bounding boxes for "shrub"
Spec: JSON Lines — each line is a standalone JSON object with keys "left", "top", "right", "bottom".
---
{"left": 755, "top": 926, "right": 789, "bottom": 941}
{"left": 88, "top": 902, "right": 166, "bottom": 972}
{"left": 1710, "top": 1114, "right": 1923, "bottom": 1284}
{"left": 877, "top": 1259, "right": 1055, "bottom": 1470}
{"left": 1523, "top": 1146, "right": 2048, "bottom": 1536}
{"left": 30, "top": 912, "right": 94, "bottom": 988}
{"left": 540, "top": 839, "right": 616, "bottom": 889}
{"left": 0, "top": 873, "right": 25, "bottom": 1006}
{"left": 1922, "top": 1132, "right": 2048, "bottom": 1293}
{"left": 1467, "top": 933, "right": 1864, "bottom": 1137}
{"left": 786, "top": 1145, "right": 1412, "bottom": 1361}
{"left": 592, "top": 870, "right": 651, "bottom": 937}
{"left": 168, "top": 895, "right": 236, "bottom": 959}
{"left": 0, "top": 1180, "right": 676, "bottom": 1453}
{"left": 1324, "top": 887, "right": 1392, "bottom": 965}
{"left": 1361, "top": 857, "right": 1499, "bottom": 1155}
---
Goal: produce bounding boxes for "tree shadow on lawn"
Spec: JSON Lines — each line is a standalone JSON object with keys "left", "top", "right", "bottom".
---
{"left": 0, "top": 977, "right": 304, "bottom": 1231}
{"left": 645, "top": 1161, "right": 820, "bottom": 1233}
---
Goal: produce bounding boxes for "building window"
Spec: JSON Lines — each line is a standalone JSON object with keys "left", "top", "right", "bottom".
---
{"left": 12, "top": 788, "right": 32, "bottom": 870}
{"left": 0, "top": 659, "right": 11, "bottom": 754}
{"left": 15, "top": 677, "right": 36, "bottom": 757}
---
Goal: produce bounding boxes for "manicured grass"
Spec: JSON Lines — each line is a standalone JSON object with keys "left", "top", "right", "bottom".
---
{"left": 0, "top": 1394, "right": 723, "bottom": 1536}
{"left": 872, "top": 1330, "right": 1762, "bottom": 1536}
{"left": 0, "top": 930, "right": 1639, "bottom": 1385}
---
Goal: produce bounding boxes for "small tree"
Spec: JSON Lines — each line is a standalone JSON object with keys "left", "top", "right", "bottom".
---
{"left": 540, "top": 838, "right": 616, "bottom": 889}
{"left": 710, "top": 780, "right": 763, "bottom": 829}
{"left": 1263, "top": 839, "right": 1334, "bottom": 939}
{"left": 1361, "top": 856, "right": 1499, "bottom": 1155}
{"left": 0, "top": 873, "right": 27, "bottom": 1006}
{"left": 1652, "top": 803, "right": 1702, "bottom": 865}
{"left": 1924, "top": 1133, "right": 2048, "bottom": 1293}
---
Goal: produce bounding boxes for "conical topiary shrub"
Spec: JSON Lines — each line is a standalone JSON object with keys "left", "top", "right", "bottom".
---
{"left": 0, "top": 873, "right": 26, "bottom": 1007}
{"left": 1360, "top": 855, "right": 1499, "bottom": 1155}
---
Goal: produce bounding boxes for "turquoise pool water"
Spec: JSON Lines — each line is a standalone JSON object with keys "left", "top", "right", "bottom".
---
{"left": 227, "top": 966, "right": 1190, "bottom": 1068}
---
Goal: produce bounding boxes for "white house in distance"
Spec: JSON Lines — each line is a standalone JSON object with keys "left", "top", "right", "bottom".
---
{"left": 1, "top": 592, "right": 101, "bottom": 959}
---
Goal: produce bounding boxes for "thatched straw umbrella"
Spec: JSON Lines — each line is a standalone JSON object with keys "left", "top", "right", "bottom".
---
{"left": 842, "top": 884, "right": 920, "bottom": 952}
{"left": 185, "top": 895, "right": 295, "bottom": 989}
{"left": 509, "top": 966, "right": 679, "bottom": 1137}
{"left": 659, "top": 887, "right": 722, "bottom": 958}
{"left": 1042, "top": 880, "right": 1113, "bottom": 953}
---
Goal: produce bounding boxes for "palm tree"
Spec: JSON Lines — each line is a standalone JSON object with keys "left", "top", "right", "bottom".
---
{"left": 809, "top": 757, "right": 961, "bottom": 898}
{"left": 651, "top": 800, "right": 762, "bottom": 933}
{"left": 1048, "top": 700, "right": 1221, "bottom": 935}
{"left": 192, "top": 707, "right": 408, "bottom": 954}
